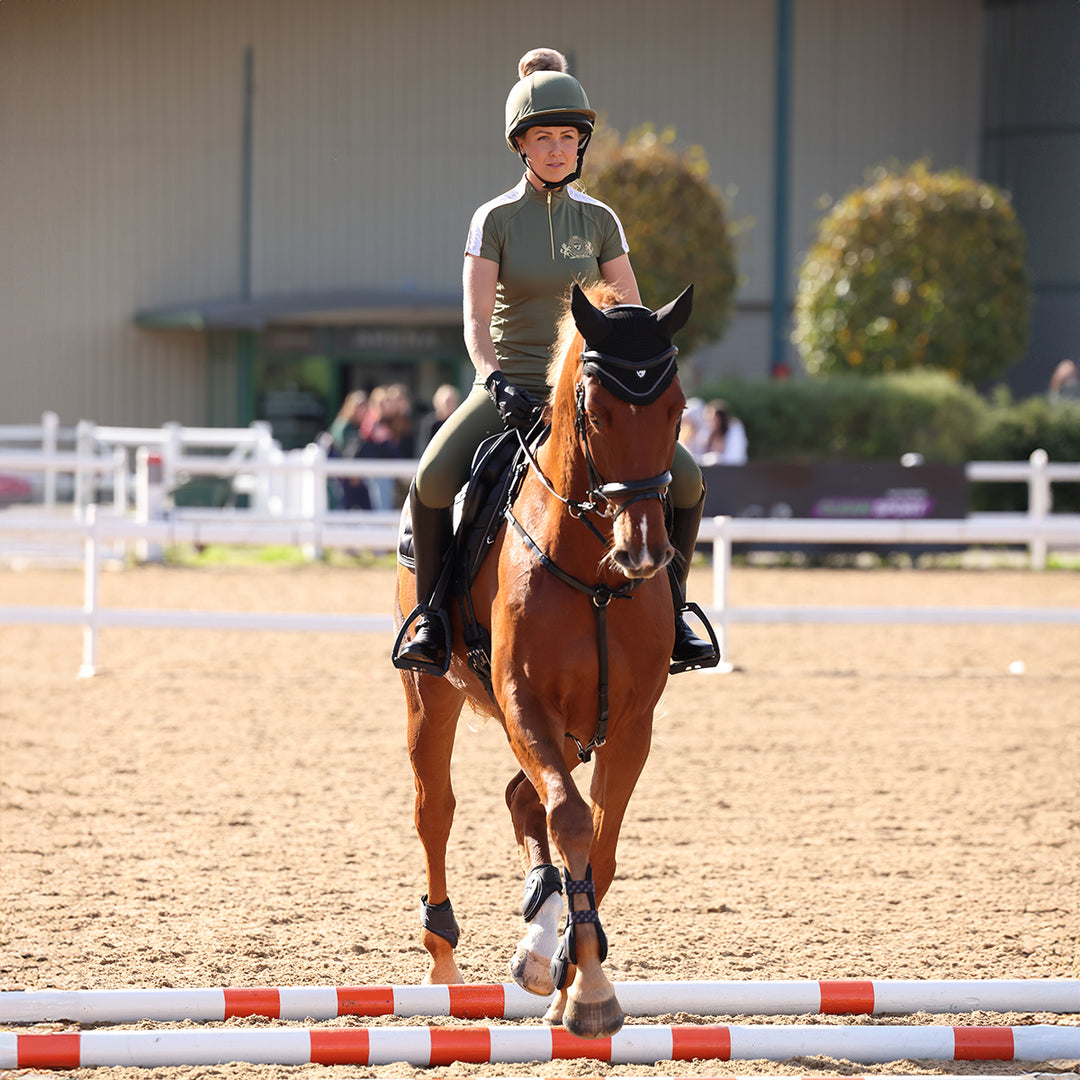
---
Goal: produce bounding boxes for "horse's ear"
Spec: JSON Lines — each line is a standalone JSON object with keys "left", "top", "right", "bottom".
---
{"left": 654, "top": 284, "right": 694, "bottom": 339}
{"left": 571, "top": 282, "right": 613, "bottom": 345}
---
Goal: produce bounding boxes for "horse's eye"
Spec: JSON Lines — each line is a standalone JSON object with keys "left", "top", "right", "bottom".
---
{"left": 588, "top": 412, "right": 603, "bottom": 431}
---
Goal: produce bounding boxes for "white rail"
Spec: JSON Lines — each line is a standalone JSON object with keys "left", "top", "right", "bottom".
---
{"left": 1, "top": 508, "right": 1078, "bottom": 678}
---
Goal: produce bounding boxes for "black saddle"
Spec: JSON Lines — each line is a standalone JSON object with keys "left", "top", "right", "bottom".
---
{"left": 398, "top": 425, "right": 540, "bottom": 582}
{"left": 398, "top": 424, "right": 544, "bottom": 693}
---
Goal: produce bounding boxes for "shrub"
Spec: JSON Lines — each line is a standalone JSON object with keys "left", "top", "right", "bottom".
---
{"left": 792, "top": 161, "right": 1030, "bottom": 384}
{"left": 586, "top": 124, "right": 738, "bottom": 354}
{"left": 969, "top": 393, "right": 1080, "bottom": 511}
{"left": 696, "top": 374, "right": 1080, "bottom": 512}
{"left": 700, "top": 370, "right": 985, "bottom": 463}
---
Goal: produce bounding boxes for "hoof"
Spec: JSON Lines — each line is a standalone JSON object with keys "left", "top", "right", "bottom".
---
{"left": 542, "top": 990, "right": 567, "bottom": 1027}
{"left": 509, "top": 892, "right": 562, "bottom": 996}
{"left": 508, "top": 947, "right": 556, "bottom": 997}
{"left": 422, "top": 929, "right": 463, "bottom": 985}
{"left": 563, "top": 989, "right": 623, "bottom": 1040}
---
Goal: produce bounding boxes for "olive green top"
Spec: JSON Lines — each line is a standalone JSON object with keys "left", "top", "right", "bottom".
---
{"left": 465, "top": 176, "right": 629, "bottom": 395}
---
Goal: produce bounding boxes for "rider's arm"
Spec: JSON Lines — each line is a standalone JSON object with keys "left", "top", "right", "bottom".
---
{"left": 600, "top": 253, "right": 642, "bottom": 306}
{"left": 463, "top": 253, "right": 501, "bottom": 381}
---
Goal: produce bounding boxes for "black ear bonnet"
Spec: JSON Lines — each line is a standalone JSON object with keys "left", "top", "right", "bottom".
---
{"left": 578, "top": 305, "right": 677, "bottom": 406}
{"left": 571, "top": 283, "right": 693, "bottom": 405}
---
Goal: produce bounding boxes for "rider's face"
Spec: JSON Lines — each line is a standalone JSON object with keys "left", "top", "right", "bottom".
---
{"left": 517, "top": 126, "right": 581, "bottom": 187}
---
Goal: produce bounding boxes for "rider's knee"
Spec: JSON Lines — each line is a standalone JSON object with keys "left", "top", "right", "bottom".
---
{"left": 670, "top": 442, "right": 704, "bottom": 508}
{"left": 415, "top": 460, "right": 459, "bottom": 509}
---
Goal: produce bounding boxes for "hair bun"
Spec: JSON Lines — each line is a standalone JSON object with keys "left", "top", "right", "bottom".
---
{"left": 518, "top": 48, "right": 569, "bottom": 78}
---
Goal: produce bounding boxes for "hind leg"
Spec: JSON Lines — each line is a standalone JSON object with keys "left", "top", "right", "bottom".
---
{"left": 505, "top": 771, "right": 563, "bottom": 995}
{"left": 404, "top": 670, "right": 467, "bottom": 984}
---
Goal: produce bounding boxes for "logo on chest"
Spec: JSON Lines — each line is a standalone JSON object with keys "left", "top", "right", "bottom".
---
{"left": 561, "top": 236, "right": 596, "bottom": 259}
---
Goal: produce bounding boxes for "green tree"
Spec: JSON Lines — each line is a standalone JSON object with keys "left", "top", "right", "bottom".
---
{"left": 585, "top": 125, "right": 738, "bottom": 355}
{"left": 792, "top": 161, "right": 1030, "bottom": 383}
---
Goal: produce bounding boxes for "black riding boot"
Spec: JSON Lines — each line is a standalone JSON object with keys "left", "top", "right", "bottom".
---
{"left": 394, "top": 480, "right": 453, "bottom": 674}
{"left": 668, "top": 491, "right": 720, "bottom": 674}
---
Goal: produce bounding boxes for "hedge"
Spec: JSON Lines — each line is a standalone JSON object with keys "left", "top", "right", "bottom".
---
{"left": 697, "top": 371, "right": 1080, "bottom": 512}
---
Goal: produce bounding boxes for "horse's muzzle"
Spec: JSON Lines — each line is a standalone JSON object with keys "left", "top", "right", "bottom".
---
{"left": 609, "top": 504, "right": 674, "bottom": 579}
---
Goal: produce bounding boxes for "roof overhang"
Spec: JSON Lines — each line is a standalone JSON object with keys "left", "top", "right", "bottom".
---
{"left": 134, "top": 288, "right": 463, "bottom": 331}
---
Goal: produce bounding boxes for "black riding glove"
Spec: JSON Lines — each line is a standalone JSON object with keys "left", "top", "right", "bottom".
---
{"left": 485, "top": 371, "right": 543, "bottom": 430}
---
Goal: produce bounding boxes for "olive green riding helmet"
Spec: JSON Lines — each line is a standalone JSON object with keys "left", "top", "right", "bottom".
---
{"left": 504, "top": 70, "right": 597, "bottom": 188}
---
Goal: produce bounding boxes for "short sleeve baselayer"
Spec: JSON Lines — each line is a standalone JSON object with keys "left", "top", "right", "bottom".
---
{"left": 465, "top": 176, "right": 629, "bottom": 396}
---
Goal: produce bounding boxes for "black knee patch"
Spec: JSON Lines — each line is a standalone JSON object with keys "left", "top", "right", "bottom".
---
{"left": 522, "top": 863, "right": 563, "bottom": 923}
{"left": 421, "top": 894, "right": 460, "bottom": 949}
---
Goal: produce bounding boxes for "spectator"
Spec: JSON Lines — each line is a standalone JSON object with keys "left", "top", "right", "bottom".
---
{"left": 417, "top": 384, "right": 462, "bottom": 454}
{"left": 1049, "top": 359, "right": 1080, "bottom": 401}
{"left": 678, "top": 397, "right": 710, "bottom": 460}
{"left": 360, "top": 385, "right": 411, "bottom": 510}
{"left": 701, "top": 399, "right": 748, "bottom": 465}
{"left": 329, "top": 390, "right": 368, "bottom": 453}
{"left": 327, "top": 391, "right": 372, "bottom": 510}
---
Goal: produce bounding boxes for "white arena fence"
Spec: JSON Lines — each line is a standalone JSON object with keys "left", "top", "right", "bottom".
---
{"left": 2, "top": 414, "right": 1079, "bottom": 675}
{"left": 2, "top": 412, "right": 1078, "bottom": 565}
{"left": 1, "top": 506, "right": 1078, "bottom": 678}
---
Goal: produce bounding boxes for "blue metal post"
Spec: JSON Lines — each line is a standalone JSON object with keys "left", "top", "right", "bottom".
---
{"left": 770, "top": 0, "right": 793, "bottom": 377}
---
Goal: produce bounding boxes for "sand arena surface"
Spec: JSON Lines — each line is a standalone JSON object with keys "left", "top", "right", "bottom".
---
{"left": 1, "top": 563, "right": 1077, "bottom": 1078}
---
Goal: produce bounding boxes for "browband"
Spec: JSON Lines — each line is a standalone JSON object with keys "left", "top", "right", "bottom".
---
{"left": 581, "top": 345, "right": 679, "bottom": 405}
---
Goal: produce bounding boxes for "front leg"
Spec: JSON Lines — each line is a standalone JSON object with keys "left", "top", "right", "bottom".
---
{"left": 500, "top": 691, "right": 622, "bottom": 1039}
{"left": 506, "top": 772, "right": 563, "bottom": 996}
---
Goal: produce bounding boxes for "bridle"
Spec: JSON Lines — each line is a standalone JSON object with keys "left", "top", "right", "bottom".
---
{"left": 503, "top": 342, "right": 679, "bottom": 762}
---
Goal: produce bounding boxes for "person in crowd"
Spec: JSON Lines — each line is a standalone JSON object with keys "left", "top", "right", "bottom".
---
{"left": 1049, "top": 359, "right": 1079, "bottom": 401}
{"left": 678, "top": 397, "right": 710, "bottom": 460}
{"left": 328, "top": 390, "right": 371, "bottom": 510}
{"left": 394, "top": 47, "right": 718, "bottom": 675}
{"left": 357, "top": 385, "right": 410, "bottom": 510}
{"left": 417, "top": 384, "right": 462, "bottom": 454}
{"left": 700, "top": 398, "right": 749, "bottom": 465}
{"left": 330, "top": 390, "right": 368, "bottom": 452}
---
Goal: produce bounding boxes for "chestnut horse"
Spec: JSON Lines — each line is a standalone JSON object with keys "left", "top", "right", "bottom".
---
{"left": 394, "top": 281, "right": 692, "bottom": 1039}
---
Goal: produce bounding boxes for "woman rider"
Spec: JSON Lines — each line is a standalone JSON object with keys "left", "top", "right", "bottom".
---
{"left": 394, "top": 49, "right": 717, "bottom": 675}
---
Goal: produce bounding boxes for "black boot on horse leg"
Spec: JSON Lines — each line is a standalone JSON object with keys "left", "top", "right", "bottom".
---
{"left": 549, "top": 865, "right": 621, "bottom": 1038}
{"left": 668, "top": 490, "right": 721, "bottom": 674}
{"left": 394, "top": 480, "right": 453, "bottom": 674}
{"left": 509, "top": 863, "right": 564, "bottom": 996}
{"left": 421, "top": 893, "right": 463, "bottom": 984}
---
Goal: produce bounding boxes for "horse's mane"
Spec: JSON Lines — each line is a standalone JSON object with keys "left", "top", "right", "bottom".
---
{"left": 546, "top": 281, "right": 626, "bottom": 484}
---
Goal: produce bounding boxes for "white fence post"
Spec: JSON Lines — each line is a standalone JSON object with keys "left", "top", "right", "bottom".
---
{"left": 78, "top": 506, "right": 101, "bottom": 678}
{"left": 134, "top": 447, "right": 165, "bottom": 563}
{"left": 711, "top": 515, "right": 731, "bottom": 664}
{"left": 73, "top": 419, "right": 95, "bottom": 515}
{"left": 299, "top": 442, "right": 324, "bottom": 561}
{"left": 1028, "top": 448, "right": 1050, "bottom": 570}
{"left": 41, "top": 411, "right": 59, "bottom": 509}
{"left": 161, "top": 422, "right": 182, "bottom": 504}
{"left": 251, "top": 421, "right": 275, "bottom": 514}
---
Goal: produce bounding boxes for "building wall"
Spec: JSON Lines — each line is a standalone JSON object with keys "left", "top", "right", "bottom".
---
{"left": 1, "top": 0, "right": 984, "bottom": 428}
{"left": 981, "top": 0, "right": 1080, "bottom": 397}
